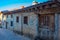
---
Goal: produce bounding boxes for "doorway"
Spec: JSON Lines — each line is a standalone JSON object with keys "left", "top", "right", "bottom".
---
{"left": 38, "top": 14, "right": 55, "bottom": 40}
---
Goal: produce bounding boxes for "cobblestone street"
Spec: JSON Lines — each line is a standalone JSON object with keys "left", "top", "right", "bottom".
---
{"left": 0, "top": 28, "right": 31, "bottom": 40}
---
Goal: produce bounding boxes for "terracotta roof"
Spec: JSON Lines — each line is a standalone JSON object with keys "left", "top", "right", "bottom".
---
{"left": 1, "top": 1, "right": 60, "bottom": 14}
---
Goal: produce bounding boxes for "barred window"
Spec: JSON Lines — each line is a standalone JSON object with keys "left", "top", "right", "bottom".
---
{"left": 40, "top": 15, "right": 50, "bottom": 26}
{"left": 16, "top": 16, "right": 19, "bottom": 23}
{"left": 11, "top": 21, "right": 13, "bottom": 26}
{"left": 24, "top": 16, "right": 28, "bottom": 24}
{"left": 43, "top": 16, "right": 49, "bottom": 26}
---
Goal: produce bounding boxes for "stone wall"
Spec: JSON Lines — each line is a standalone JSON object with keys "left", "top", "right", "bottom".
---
{"left": 3, "top": 12, "right": 38, "bottom": 38}
{"left": 22, "top": 12, "right": 38, "bottom": 37}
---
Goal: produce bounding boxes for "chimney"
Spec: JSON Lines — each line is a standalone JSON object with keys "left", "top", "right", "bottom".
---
{"left": 20, "top": 6, "right": 25, "bottom": 9}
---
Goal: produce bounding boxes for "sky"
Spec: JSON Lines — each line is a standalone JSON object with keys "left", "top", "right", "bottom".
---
{"left": 0, "top": 0, "right": 48, "bottom": 11}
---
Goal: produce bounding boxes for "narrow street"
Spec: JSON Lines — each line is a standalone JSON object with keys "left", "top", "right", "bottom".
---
{"left": 0, "top": 28, "right": 31, "bottom": 40}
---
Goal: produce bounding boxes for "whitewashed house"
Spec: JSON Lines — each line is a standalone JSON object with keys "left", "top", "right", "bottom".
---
{"left": 1, "top": 0, "right": 60, "bottom": 40}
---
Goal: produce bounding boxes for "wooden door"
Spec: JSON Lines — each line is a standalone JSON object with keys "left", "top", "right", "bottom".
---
{"left": 38, "top": 14, "right": 55, "bottom": 40}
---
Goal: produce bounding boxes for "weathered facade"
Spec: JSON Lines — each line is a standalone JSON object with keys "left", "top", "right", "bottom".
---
{"left": 1, "top": 0, "right": 60, "bottom": 40}
{"left": 1, "top": 11, "right": 38, "bottom": 38}
{"left": 0, "top": 12, "right": 3, "bottom": 27}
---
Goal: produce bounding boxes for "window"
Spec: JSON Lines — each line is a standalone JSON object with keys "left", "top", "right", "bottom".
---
{"left": 11, "top": 21, "right": 13, "bottom": 26}
{"left": 42, "top": 16, "right": 50, "bottom": 26}
{"left": 24, "top": 16, "right": 28, "bottom": 24}
{"left": 40, "top": 15, "right": 50, "bottom": 27}
{"left": 16, "top": 16, "right": 19, "bottom": 23}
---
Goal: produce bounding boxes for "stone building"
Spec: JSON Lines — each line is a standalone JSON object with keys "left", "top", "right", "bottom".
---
{"left": 1, "top": 0, "right": 60, "bottom": 40}
{"left": 0, "top": 12, "right": 3, "bottom": 27}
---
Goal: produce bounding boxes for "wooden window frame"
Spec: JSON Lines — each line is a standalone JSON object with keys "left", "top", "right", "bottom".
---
{"left": 24, "top": 16, "right": 28, "bottom": 24}
{"left": 11, "top": 21, "right": 13, "bottom": 26}
{"left": 16, "top": 16, "right": 19, "bottom": 23}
